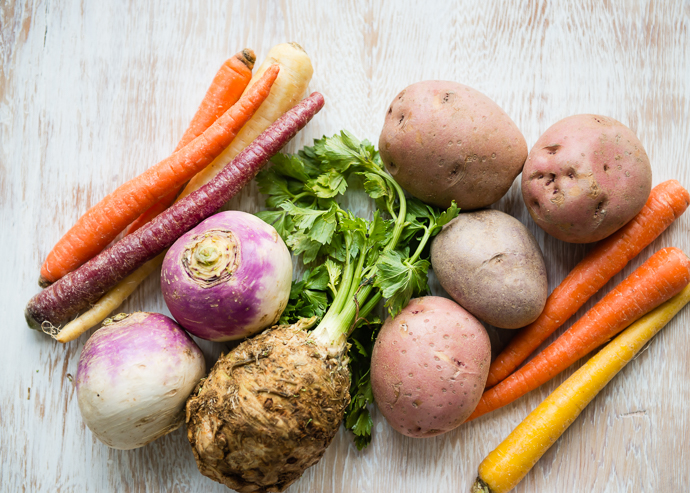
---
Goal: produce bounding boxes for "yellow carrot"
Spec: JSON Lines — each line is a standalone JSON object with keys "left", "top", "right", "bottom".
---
{"left": 55, "top": 42, "right": 313, "bottom": 340}
{"left": 471, "top": 283, "right": 690, "bottom": 493}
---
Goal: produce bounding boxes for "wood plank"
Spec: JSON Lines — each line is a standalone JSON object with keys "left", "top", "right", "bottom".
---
{"left": 2, "top": 0, "right": 688, "bottom": 491}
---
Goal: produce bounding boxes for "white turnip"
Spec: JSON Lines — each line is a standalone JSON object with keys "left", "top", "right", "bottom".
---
{"left": 76, "top": 312, "right": 205, "bottom": 450}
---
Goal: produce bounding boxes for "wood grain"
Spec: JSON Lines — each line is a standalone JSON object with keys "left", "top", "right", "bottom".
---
{"left": 2, "top": 0, "right": 689, "bottom": 491}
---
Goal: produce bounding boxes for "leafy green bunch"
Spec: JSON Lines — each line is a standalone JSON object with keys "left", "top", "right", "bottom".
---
{"left": 256, "top": 131, "right": 458, "bottom": 449}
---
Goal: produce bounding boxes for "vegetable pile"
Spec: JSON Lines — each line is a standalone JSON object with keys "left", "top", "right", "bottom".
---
{"left": 25, "top": 42, "right": 690, "bottom": 493}
{"left": 25, "top": 90, "right": 324, "bottom": 332}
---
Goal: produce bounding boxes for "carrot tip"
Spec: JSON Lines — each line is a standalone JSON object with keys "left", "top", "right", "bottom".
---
{"left": 25, "top": 306, "right": 42, "bottom": 331}
{"left": 239, "top": 49, "right": 256, "bottom": 69}
{"left": 470, "top": 477, "right": 492, "bottom": 493}
{"left": 38, "top": 275, "right": 52, "bottom": 288}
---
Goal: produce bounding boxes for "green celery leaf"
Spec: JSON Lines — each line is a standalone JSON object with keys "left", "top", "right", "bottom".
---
{"left": 324, "top": 233, "right": 347, "bottom": 263}
{"left": 270, "top": 152, "right": 320, "bottom": 181}
{"left": 255, "top": 210, "right": 295, "bottom": 241}
{"left": 366, "top": 211, "right": 393, "bottom": 247}
{"left": 399, "top": 213, "right": 426, "bottom": 243}
{"left": 313, "top": 131, "right": 372, "bottom": 173}
{"left": 348, "top": 407, "right": 373, "bottom": 446}
{"left": 309, "top": 204, "right": 338, "bottom": 245}
{"left": 406, "top": 197, "right": 435, "bottom": 221}
{"left": 305, "top": 264, "right": 329, "bottom": 291}
{"left": 351, "top": 338, "right": 368, "bottom": 357}
{"left": 338, "top": 214, "right": 369, "bottom": 260}
{"left": 345, "top": 319, "right": 380, "bottom": 450}
{"left": 431, "top": 200, "right": 460, "bottom": 234}
{"left": 288, "top": 279, "right": 307, "bottom": 299}
{"left": 303, "top": 290, "right": 328, "bottom": 317}
{"left": 360, "top": 172, "right": 390, "bottom": 200}
{"left": 324, "top": 259, "right": 342, "bottom": 293}
{"left": 286, "top": 232, "right": 322, "bottom": 264}
{"left": 362, "top": 139, "right": 378, "bottom": 159}
{"left": 307, "top": 169, "right": 348, "bottom": 198}
{"left": 280, "top": 202, "right": 325, "bottom": 231}
{"left": 375, "top": 250, "right": 431, "bottom": 317}
{"left": 255, "top": 168, "right": 293, "bottom": 207}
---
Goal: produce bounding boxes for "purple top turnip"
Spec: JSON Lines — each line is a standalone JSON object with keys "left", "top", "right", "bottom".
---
{"left": 76, "top": 312, "right": 205, "bottom": 450}
{"left": 161, "top": 211, "right": 293, "bottom": 341}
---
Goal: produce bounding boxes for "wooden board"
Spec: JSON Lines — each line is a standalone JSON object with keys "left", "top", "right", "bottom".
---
{"left": 2, "top": 0, "right": 689, "bottom": 491}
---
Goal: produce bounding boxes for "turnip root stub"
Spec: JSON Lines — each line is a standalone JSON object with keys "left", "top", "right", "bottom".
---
{"left": 161, "top": 211, "right": 293, "bottom": 341}
{"left": 76, "top": 312, "right": 205, "bottom": 450}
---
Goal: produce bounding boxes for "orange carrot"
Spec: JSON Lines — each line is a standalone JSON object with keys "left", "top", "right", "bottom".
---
{"left": 126, "top": 50, "right": 255, "bottom": 235}
{"left": 485, "top": 180, "right": 690, "bottom": 388}
{"left": 466, "top": 246, "right": 690, "bottom": 422}
{"left": 39, "top": 64, "right": 279, "bottom": 285}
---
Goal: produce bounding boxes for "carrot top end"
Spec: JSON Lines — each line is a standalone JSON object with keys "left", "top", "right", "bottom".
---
{"left": 25, "top": 306, "right": 42, "bottom": 331}
{"left": 38, "top": 275, "right": 52, "bottom": 288}
{"left": 238, "top": 49, "right": 256, "bottom": 69}
{"left": 288, "top": 41, "right": 307, "bottom": 53}
{"left": 470, "top": 477, "right": 493, "bottom": 493}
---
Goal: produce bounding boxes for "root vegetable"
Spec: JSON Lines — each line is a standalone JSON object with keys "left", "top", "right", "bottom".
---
{"left": 185, "top": 318, "right": 349, "bottom": 492}
{"left": 25, "top": 92, "right": 325, "bottom": 332}
{"left": 431, "top": 209, "right": 548, "bottom": 329}
{"left": 379, "top": 80, "right": 528, "bottom": 210}
{"left": 522, "top": 114, "right": 652, "bottom": 243}
{"left": 76, "top": 312, "right": 205, "bottom": 450}
{"left": 161, "top": 211, "right": 292, "bottom": 341}
{"left": 370, "top": 297, "right": 491, "bottom": 438}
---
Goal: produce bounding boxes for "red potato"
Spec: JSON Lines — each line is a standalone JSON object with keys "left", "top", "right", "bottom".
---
{"left": 379, "top": 80, "right": 528, "bottom": 210}
{"left": 522, "top": 114, "right": 652, "bottom": 243}
{"left": 371, "top": 296, "right": 491, "bottom": 438}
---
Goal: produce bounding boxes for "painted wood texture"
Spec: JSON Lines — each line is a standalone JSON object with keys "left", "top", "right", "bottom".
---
{"left": 2, "top": 0, "right": 689, "bottom": 491}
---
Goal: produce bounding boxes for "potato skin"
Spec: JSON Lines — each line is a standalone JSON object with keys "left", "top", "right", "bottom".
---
{"left": 370, "top": 297, "right": 490, "bottom": 438}
{"left": 522, "top": 114, "right": 652, "bottom": 243}
{"left": 379, "top": 80, "right": 527, "bottom": 210}
{"left": 431, "top": 209, "right": 547, "bottom": 329}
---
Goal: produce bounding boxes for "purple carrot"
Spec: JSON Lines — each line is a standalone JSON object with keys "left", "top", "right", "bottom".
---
{"left": 25, "top": 92, "right": 325, "bottom": 330}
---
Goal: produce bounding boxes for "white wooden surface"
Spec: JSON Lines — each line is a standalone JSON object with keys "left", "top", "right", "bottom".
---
{"left": 2, "top": 1, "right": 689, "bottom": 491}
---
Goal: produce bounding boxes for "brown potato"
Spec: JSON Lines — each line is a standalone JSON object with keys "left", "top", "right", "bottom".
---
{"left": 431, "top": 209, "right": 547, "bottom": 329}
{"left": 379, "top": 80, "right": 528, "bottom": 210}
{"left": 522, "top": 114, "right": 652, "bottom": 243}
